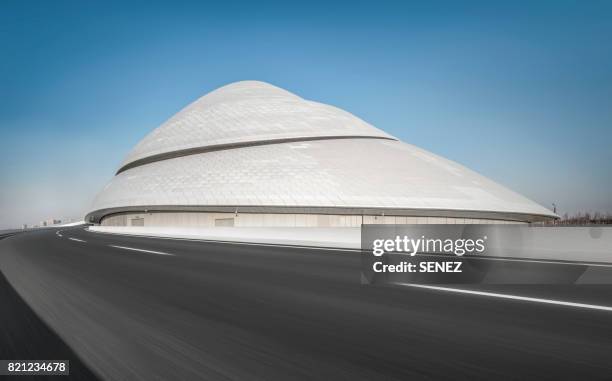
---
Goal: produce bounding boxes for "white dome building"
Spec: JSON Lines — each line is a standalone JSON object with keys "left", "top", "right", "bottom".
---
{"left": 87, "top": 81, "right": 556, "bottom": 227}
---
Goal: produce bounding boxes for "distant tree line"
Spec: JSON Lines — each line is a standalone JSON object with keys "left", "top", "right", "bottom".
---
{"left": 540, "top": 212, "right": 612, "bottom": 225}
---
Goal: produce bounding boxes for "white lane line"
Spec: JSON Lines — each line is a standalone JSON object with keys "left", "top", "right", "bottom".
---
{"left": 399, "top": 283, "right": 612, "bottom": 313}
{"left": 194, "top": 239, "right": 361, "bottom": 252}
{"left": 108, "top": 245, "right": 174, "bottom": 256}
{"left": 56, "top": 230, "right": 63, "bottom": 237}
{"left": 68, "top": 237, "right": 86, "bottom": 242}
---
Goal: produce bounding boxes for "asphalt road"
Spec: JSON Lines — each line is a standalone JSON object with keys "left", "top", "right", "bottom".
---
{"left": 1, "top": 227, "right": 612, "bottom": 380}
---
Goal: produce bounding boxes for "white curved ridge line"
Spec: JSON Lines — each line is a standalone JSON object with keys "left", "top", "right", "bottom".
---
{"left": 117, "top": 135, "right": 395, "bottom": 174}
{"left": 121, "top": 80, "right": 393, "bottom": 168}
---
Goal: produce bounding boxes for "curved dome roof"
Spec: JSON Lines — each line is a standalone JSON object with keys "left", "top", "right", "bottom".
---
{"left": 119, "top": 81, "right": 395, "bottom": 172}
{"left": 87, "top": 81, "right": 556, "bottom": 223}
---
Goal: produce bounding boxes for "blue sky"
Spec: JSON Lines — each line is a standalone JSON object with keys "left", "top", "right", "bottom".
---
{"left": 1, "top": 0, "right": 611, "bottom": 228}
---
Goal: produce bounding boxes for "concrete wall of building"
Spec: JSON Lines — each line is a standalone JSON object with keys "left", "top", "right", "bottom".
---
{"left": 100, "top": 212, "right": 525, "bottom": 228}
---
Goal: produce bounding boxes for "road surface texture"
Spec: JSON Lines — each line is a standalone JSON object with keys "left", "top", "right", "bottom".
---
{"left": 1, "top": 226, "right": 612, "bottom": 380}
{"left": 0, "top": 231, "right": 99, "bottom": 380}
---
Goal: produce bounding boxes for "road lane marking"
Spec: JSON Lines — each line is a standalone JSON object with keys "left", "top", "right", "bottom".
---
{"left": 399, "top": 283, "right": 612, "bottom": 312}
{"left": 56, "top": 230, "right": 63, "bottom": 237}
{"left": 68, "top": 237, "right": 86, "bottom": 242}
{"left": 191, "top": 239, "right": 361, "bottom": 252}
{"left": 108, "top": 245, "right": 174, "bottom": 256}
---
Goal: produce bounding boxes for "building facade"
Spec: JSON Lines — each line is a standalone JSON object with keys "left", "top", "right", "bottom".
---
{"left": 86, "top": 81, "right": 556, "bottom": 227}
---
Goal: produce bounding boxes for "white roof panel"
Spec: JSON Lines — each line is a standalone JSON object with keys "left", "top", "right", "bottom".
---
{"left": 92, "top": 138, "right": 555, "bottom": 219}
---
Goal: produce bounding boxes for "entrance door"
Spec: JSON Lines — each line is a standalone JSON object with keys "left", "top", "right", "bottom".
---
{"left": 214, "top": 218, "right": 234, "bottom": 227}
{"left": 130, "top": 217, "right": 144, "bottom": 226}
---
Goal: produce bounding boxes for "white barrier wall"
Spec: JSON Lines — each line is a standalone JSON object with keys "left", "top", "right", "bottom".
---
{"left": 90, "top": 226, "right": 362, "bottom": 249}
